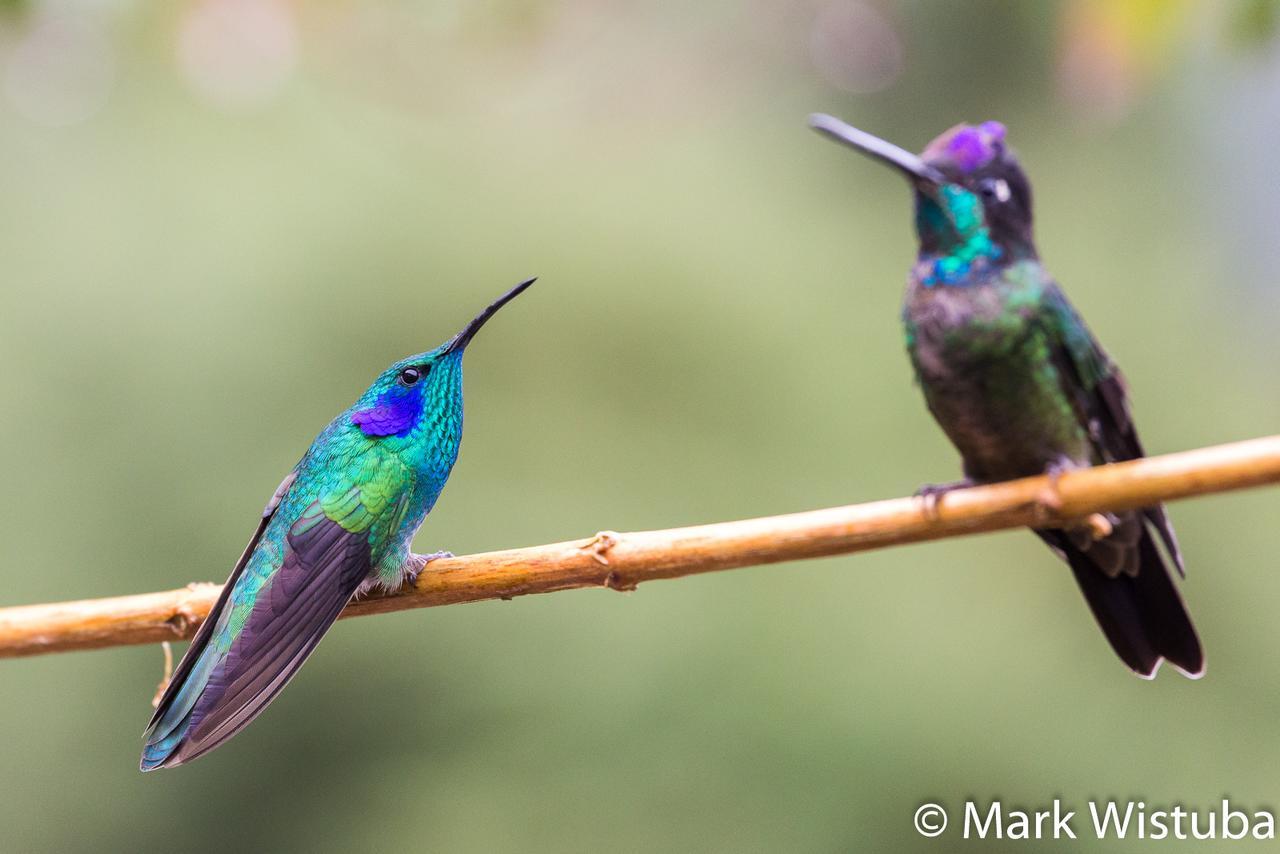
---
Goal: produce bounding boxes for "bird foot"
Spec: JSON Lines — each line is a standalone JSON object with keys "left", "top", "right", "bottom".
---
{"left": 404, "top": 550, "right": 455, "bottom": 586}
{"left": 1033, "top": 463, "right": 1070, "bottom": 523}
{"left": 914, "top": 479, "right": 973, "bottom": 522}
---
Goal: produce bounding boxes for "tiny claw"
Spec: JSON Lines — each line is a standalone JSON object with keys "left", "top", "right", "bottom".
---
{"left": 1033, "top": 465, "right": 1068, "bottom": 523}
{"left": 914, "top": 480, "right": 971, "bottom": 523}
{"left": 918, "top": 490, "right": 942, "bottom": 523}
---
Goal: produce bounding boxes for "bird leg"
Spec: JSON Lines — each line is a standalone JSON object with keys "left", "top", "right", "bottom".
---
{"left": 914, "top": 479, "right": 974, "bottom": 522}
{"left": 355, "top": 550, "right": 455, "bottom": 598}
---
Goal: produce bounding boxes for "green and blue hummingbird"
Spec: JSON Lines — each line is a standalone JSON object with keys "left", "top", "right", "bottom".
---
{"left": 141, "top": 278, "right": 535, "bottom": 770}
{"left": 809, "top": 114, "right": 1203, "bottom": 679}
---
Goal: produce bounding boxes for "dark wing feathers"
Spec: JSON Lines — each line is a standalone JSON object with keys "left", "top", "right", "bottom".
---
{"left": 146, "top": 470, "right": 298, "bottom": 734}
{"left": 1037, "top": 283, "right": 1201, "bottom": 677}
{"left": 1040, "top": 285, "right": 1139, "bottom": 461}
{"left": 168, "top": 506, "right": 372, "bottom": 766}
{"left": 143, "top": 470, "right": 377, "bottom": 771}
{"left": 1040, "top": 285, "right": 1183, "bottom": 574}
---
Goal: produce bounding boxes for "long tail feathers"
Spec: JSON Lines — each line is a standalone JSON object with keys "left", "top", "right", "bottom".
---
{"left": 141, "top": 644, "right": 220, "bottom": 770}
{"left": 1037, "top": 520, "right": 1203, "bottom": 679}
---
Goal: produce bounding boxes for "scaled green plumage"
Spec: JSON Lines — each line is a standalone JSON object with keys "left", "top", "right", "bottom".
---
{"left": 141, "top": 278, "right": 535, "bottom": 770}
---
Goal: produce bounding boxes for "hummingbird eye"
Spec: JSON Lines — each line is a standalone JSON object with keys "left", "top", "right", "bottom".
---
{"left": 979, "top": 178, "right": 1011, "bottom": 203}
{"left": 398, "top": 366, "right": 426, "bottom": 386}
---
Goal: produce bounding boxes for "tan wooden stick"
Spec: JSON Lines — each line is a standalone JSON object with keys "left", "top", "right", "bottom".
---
{"left": 2, "top": 435, "right": 1278, "bottom": 660}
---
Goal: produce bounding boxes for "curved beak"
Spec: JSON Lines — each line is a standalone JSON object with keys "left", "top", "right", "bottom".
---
{"left": 808, "top": 113, "right": 945, "bottom": 194}
{"left": 444, "top": 277, "right": 536, "bottom": 355}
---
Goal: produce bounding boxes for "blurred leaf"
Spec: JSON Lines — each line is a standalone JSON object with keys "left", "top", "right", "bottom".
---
{"left": 1228, "top": 0, "right": 1280, "bottom": 49}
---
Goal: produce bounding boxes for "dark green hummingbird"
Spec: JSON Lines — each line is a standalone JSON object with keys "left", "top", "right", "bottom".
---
{"left": 809, "top": 114, "right": 1203, "bottom": 679}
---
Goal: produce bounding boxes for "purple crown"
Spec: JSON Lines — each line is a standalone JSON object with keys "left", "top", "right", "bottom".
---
{"left": 923, "top": 121, "right": 1007, "bottom": 174}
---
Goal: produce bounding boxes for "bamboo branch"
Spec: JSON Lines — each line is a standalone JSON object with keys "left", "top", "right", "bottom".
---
{"left": 3, "top": 435, "right": 1278, "bottom": 660}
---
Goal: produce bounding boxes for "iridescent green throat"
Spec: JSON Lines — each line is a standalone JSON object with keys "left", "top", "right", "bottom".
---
{"left": 916, "top": 184, "right": 1002, "bottom": 288}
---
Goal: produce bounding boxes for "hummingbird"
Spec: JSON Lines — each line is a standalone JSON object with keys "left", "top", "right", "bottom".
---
{"left": 141, "top": 278, "right": 536, "bottom": 770}
{"left": 809, "top": 114, "right": 1203, "bottom": 679}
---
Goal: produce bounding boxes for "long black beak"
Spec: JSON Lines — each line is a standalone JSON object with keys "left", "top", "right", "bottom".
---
{"left": 444, "top": 277, "right": 536, "bottom": 355}
{"left": 808, "top": 113, "right": 945, "bottom": 192}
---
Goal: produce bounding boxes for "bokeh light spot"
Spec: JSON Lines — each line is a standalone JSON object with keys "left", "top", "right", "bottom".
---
{"left": 809, "top": 1, "right": 903, "bottom": 95}
{"left": 178, "top": 0, "right": 298, "bottom": 108}
{"left": 4, "top": 13, "right": 115, "bottom": 127}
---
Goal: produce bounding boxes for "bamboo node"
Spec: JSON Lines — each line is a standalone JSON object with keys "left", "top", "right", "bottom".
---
{"left": 581, "top": 531, "right": 620, "bottom": 567}
{"left": 166, "top": 582, "right": 217, "bottom": 637}
{"left": 604, "top": 570, "right": 637, "bottom": 593}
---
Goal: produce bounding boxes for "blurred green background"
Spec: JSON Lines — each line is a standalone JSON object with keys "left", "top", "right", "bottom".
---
{"left": 2, "top": 0, "right": 1279, "bottom": 851}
